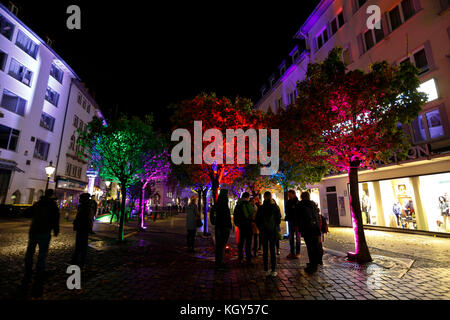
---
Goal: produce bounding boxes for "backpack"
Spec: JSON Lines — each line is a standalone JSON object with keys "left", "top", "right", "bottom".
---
{"left": 210, "top": 205, "right": 217, "bottom": 226}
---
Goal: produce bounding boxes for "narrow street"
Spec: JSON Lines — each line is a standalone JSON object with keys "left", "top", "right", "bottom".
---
{"left": 0, "top": 214, "right": 449, "bottom": 300}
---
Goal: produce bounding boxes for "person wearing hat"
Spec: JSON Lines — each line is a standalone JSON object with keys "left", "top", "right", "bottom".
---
{"left": 71, "top": 193, "right": 95, "bottom": 268}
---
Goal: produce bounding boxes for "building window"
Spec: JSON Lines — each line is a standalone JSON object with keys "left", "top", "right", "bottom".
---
{"left": 34, "top": 139, "right": 50, "bottom": 161}
{"left": 410, "top": 106, "right": 446, "bottom": 143}
{"left": 79, "top": 120, "right": 84, "bottom": 131}
{"left": 330, "top": 11, "right": 345, "bottom": 35}
{"left": 0, "top": 124, "right": 20, "bottom": 151}
{"left": 0, "top": 49, "right": 7, "bottom": 71}
{"left": 73, "top": 115, "right": 79, "bottom": 128}
{"left": 363, "top": 30, "right": 375, "bottom": 51}
{"left": 77, "top": 167, "right": 82, "bottom": 178}
{"left": 400, "top": 48, "right": 429, "bottom": 75}
{"left": 9, "top": 58, "right": 33, "bottom": 86}
{"left": 86, "top": 104, "right": 91, "bottom": 114}
{"left": 388, "top": 0, "right": 418, "bottom": 32}
{"left": 72, "top": 165, "right": 77, "bottom": 177}
{"left": 50, "top": 63, "right": 64, "bottom": 83}
{"left": 1, "top": 89, "right": 26, "bottom": 116}
{"left": 69, "top": 135, "right": 76, "bottom": 151}
{"left": 66, "top": 163, "right": 72, "bottom": 176}
{"left": 316, "top": 28, "right": 328, "bottom": 50}
{"left": 82, "top": 99, "right": 86, "bottom": 110}
{"left": 45, "top": 86, "right": 60, "bottom": 106}
{"left": 40, "top": 112, "right": 55, "bottom": 132}
{"left": 15, "top": 30, "right": 39, "bottom": 59}
{"left": 276, "top": 98, "right": 283, "bottom": 109}
{"left": 0, "top": 13, "right": 15, "bottom": 40}
{"left": 362, "top": 21, "right": 384, "bottom": 52}
{"left": 77, "top": 93, "right": 82, "bottom": 104}
{"left": 418, "top": 78, "right": 438, "bottom": 102}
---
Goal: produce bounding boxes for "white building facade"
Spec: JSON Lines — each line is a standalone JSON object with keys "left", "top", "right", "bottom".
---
{"left": 256, "top": 0, "right": 450, "bottom": 234}
{"left": 0, "top": 3, "right": 103, "bottom": 206}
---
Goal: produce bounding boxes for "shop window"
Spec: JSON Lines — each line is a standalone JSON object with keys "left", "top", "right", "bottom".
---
{"left": 419, "top": 173, "right": 450, "bottom": 233}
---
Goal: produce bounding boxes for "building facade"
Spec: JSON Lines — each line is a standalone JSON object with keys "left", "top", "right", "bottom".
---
{"left": 256, "top": 0, "right": 450, "bottom": 233}
{"left": 0, "top": 3, "right": 104, "bottom": 206}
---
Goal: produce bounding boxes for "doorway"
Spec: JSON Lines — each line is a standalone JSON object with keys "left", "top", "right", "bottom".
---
{"left": 326, "top": 193, "right": 340, "bottom": 226}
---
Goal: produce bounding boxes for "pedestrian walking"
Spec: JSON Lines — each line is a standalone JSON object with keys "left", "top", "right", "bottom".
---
{"left": 89, "top": 195, "right": 97, "bottom": 235}
{"left": 298, "top": 191, "right": 322, "bottom": 273}
{"left": 286, "top": 190, "right": 301, "bottom": 259}
{"left": 71, "top": 193, "right": 95, "bottom": 268}
{"left": 110, "top": 199, "right": 120, "bottom": 224}
{"left": 255, "top": 192, "right": 281, "bottom": 277}
{"left": 234, "top": 192, "right": 254, "bottom": 266}
{"left": 210, "top": 189, "right": 232, "bottom": 271}
{"left": 186, "top": 195, "right": 200, "bottom": 253}
{"left": 23, "top": 189, "right": 60, "bottom": 297}
{"left": 251, "top": 197, "right": 262, "bottom": 257}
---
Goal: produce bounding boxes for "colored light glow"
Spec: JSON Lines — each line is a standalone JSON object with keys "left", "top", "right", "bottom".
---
{"left": 96, "top": 214, "right": 112, "bottom": 223}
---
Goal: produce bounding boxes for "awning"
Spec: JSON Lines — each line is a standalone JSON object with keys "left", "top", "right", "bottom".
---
{"left": 0, "top": 159, "right": 25, "bottom": 173}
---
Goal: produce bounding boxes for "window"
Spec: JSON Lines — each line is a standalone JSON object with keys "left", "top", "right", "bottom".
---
{"left": 82, "top": 99, "right": 86, "bottom": 109}
{"left": 288, "top": 91, "right": 296, "bottom": 105}
{"left": 316, "top": 28, "right": 328, "bottom": 50}
{"left": 362, "top": 22, "right": 384, "bottom": 52}
{"left": 9, "top": 59, "right": 33, "bottom": 86}
{"left": 1, "top": 89, "right": 26, "bottom": 116}
{"left": 79, "top": 120, "right": 84, "bottom": 131}
{"left": 72, "top": 165, "right": 77, "bottom": 177}
{"left": 0, "top": 49, "right": 7, "bottom": 71}
{"left": 364, "top": 30, "right": 375, "bottom": 50}
{"left": 66, "top": 163, "right": 72, "bottom": 176}
{"left": 77, "top": 93, "right": 82, "bottom": 104}
{"left": 388, "top": 0, "right": 418, "bottom": 32}
{"left": 73, "top": 115, "right": 79, "bottom": 128}
{"left": 16, "top": 30, "right": 38, "bottom": 59}
{"left": 50, "top": 63, "right": 64, "bottom": 83}
{"left": 330, "top": 11, "right": 345, "bottom": 35}
{"left": 0, "top": 124, "right": 20, "bottom": 151}
{"left": 413, "top": 49, "right": 429, "bottom": 74}
{"left": 40, "top": 112, "right": 55, "bottom": 132}
{"left": 0, "top": 13, "right": 14, "bottom": 40}
{"left": 77, "top": 167, "right": 82, "bottom": 178}
{"left": 411, "top": 107, "right": 446, "bottom": 142}
{"left": 276, "top": 98, "right": 283, "bottom": 109}
{"left": 69, "top": 135, "right": 76, "bottom": 151}
{"left": 45, "top": 86, "right": 59, "bottom": 106}
{"left": 34, "top": 139, "right": 50, "bottom": 161}
{"left": 418, "top": 78, "right": 438, "bottom": 102}
{"left": 86, "top": 104, "right": 91, "bottom": 114}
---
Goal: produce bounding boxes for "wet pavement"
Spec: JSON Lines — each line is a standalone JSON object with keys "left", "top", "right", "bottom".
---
{"left": 0, "top": 214, "right": 449, "bottom": 300}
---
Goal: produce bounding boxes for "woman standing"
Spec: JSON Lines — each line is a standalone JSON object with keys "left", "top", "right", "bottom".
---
{"left": 71, "top": 193, "right": 95, "bottom": 268}
{"left": 186, "top": 195, "right": 200, "bottom": 253}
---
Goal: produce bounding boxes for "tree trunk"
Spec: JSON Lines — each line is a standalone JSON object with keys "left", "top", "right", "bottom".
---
{"left": 347, "top": 160, "right": 372, "bottom": 263}
{"left": 139, "top": 182, "right": 147, "bottom": 230}
{"left": 119, "top": 185, "right": 127, "bottom": 241}
{"left": 203, "top": 187, "right": 209, "bottom": 235}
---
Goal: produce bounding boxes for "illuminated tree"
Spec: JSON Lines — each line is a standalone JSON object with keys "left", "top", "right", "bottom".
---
{"left": 79, "top": 115, "right": 161, "bottom": 241}
{"left": 293, "top": 48, "right": 427, "bottom": 262}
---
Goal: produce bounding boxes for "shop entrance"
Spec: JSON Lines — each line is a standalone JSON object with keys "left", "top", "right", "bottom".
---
{"left": 326, "top": 193, "right": 340, "bottom": 226}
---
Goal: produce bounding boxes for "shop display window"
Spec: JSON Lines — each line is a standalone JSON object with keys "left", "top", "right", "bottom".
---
{"left": 419, "top": 173, "right": 450, "bottom": 233}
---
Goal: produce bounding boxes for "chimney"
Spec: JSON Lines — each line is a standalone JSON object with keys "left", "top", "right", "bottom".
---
{"left": 8, "top": 1, "right": 19, "bottom": 16}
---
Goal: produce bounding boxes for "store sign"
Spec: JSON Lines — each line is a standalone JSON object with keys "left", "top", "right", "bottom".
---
{"left": 372, "top": 144, "right": 432, "bottom": 166}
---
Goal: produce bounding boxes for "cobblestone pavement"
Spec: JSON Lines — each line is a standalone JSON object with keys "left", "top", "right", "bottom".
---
{"left": 0, "top": 214, "right": 449, "bottom": 300}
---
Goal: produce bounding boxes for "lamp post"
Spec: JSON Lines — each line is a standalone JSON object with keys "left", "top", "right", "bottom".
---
{"left": 45, "top": 161, "right": 56, "bottom": 191}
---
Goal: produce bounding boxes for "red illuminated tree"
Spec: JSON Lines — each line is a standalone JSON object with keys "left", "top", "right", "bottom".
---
{"left": 293, "top": 48, "right": 427, "bottom": 262}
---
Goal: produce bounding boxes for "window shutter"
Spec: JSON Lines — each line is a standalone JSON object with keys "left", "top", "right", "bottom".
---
{"left": 357, "top": 34, "right": 364, "bottom": 56}
{"left": 423, "top": 40, "right": 436, "bottom": 71}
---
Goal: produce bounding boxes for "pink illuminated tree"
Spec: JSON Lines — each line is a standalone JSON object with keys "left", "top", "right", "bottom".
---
{"left": 293, "top": 48, "right": 427, "bottom": 262}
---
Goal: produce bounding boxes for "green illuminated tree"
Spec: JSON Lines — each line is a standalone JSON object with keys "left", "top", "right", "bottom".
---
{"left": 79, "top": 115, "right": 161, "bottom": 241}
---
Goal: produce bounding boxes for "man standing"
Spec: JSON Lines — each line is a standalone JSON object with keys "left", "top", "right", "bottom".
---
{"left": 285, "top": 190, "right": 301, "bottom": 259}
{"left": 212, "top": 189, "right": 232, "bottom": 271}
{"left": 298, "top": 191, "right": 321, "bottom": 273}
{"left": 234, "top": 192, "right": 254, "bottom": 266}
{"left": 23, "top": 189, "right": 60, "bottom": 297}
{"left": 256, "top": 192, "right": 281, "bottom": 277}
{"left": 71, "top": 193, "right": 95, "bottom": 268}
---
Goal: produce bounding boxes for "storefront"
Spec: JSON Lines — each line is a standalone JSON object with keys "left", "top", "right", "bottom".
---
{"left": 317, "top": 152, "right": 450, "bottom": 234}
{"left": 55, "top": 176, "right": 88, "bottom": 211}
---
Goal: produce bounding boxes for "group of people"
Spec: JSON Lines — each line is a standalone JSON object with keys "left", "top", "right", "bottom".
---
{"left": 185, "top": 189, "right": 327, "bottom": 277}
{"left": 22, "top": 189, "right": 97, "bottom": 297}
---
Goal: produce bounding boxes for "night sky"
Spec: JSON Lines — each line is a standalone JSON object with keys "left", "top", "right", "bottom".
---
{"left": 3, "top": 0, "right": 319, "bottom": 132}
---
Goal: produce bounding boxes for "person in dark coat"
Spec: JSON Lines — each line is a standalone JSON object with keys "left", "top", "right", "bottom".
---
{"left": 255, "top": 192, "right": 281, "bottom": 277}
{"left": 110, "top": 199, "right": 120, "bottom": 224}
{"left": 234, "top": 192, "right": 254, "bottom": 265}
{"left": 286, "top": 190, "right": 301, "bottom": 259}
{"left": 23, "top": 189, "right": 60, "bottom": 296}
{"left": 186, "top": 195, "right": 200, "bottom": 252}
{"left": 298, "top": 191, "right": 321, "bottom": 273}
{"left": 212, "top": 189, "right": 232, "bottom": 270}
{"left": 89, "top": 195, "right": 98, "bottom": 235}
{"left": 71, "top": 193, "right": 95, "bottom": 268}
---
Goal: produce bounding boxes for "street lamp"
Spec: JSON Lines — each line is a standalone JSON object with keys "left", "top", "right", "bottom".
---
{"left": 44, "top": 161, "right": 56, "bottom": 191}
